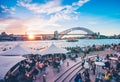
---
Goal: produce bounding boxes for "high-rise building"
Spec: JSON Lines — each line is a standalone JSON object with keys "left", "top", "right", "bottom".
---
{"left": 54, "top": 31, "right": 59, "bottom": 40}
{"left": 97, "top": 32, "right": 100, "bottom": 39}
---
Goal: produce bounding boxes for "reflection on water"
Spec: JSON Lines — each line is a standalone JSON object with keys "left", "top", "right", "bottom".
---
{"left": 0, "top": 39, "right": 120, "bottom": 49}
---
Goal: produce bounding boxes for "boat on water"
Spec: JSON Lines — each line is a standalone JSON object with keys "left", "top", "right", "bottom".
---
{"left": 66, "top": 39, "right": 78, "bottom": 42}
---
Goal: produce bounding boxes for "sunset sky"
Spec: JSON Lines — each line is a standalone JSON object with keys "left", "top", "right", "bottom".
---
{"left": 0, "top": 0, "right": 120, "bottom": 35}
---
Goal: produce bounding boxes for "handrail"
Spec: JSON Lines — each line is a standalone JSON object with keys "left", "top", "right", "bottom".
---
{"left": 54, "top": 61, "right": 81, "bottom": 82}
{"left": 11, "top": 65, "right": 19, "bottom": 74}
{"left": 69, "top": 68, "right": 83, "bottom": 82}
{"left": 62, "top": 64, "right": 82, "bottom": 82}
{"left": 69, "top": 55, "right": 97, "bottom": 82}
{"left": 54, "top": 55, "right": 97, "bottom": 82}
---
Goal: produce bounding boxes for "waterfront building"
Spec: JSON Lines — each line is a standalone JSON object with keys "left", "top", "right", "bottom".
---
{"left": 54, "top": 30, "right": 59, "bottom": 40}
{"left": 97, "top": 32, "right": 100, "bottom": 39}
{"left": 0, "top": 32, "right": 15, "bottom": 41}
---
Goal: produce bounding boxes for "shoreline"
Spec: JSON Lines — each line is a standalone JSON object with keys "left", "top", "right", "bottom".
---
{"left": 0, "top": 38, "right": 120, "bottom": 42}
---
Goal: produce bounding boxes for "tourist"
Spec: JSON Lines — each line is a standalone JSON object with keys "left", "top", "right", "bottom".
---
{"left": 106, "top": 54, "right": 110, "bottom": 60}
{"left": 60, "top": 59, "right": 63, "bottom": 66}
{"left": 99, "top": 56, "right": 104, "bottom": 61}
{"left": 105, "top": 61, "right": 111, "bottom": 70}
{"left": 74, "top": 73, "right": 82, "bottom": 82}
{"left": 110, "top": 54, "right": 114, "bottom": 57}
{"left": 32, "top": 68, "right": 39, "bottom": 80}
{"left": 81, "top": 57, "right": 85, "bottom": 68}
{"left": 38, "top": 62, "right": 44, "bottom": 72}
{"left": 75, "top": 53, "right": 78, "bottom": 58}
{"left": 42, "top": 61, "right": 48, "bottom": 74}
{"left": 25, "top": 63, "right": 31, "bottom": 72}
{"left": 95, "top": 54, "right": 100, "bottom": 62}
{"left": 112, "top": 60, "right": 117, "bottom": 69}
{"left": 82, "top": 69, "right": 90, "bottom": 82}
{"left": 62, "top": 54, "right": 66, "bottom": 60}
{"left": 31, "top": 59, "right": 36, "bottom": 67}
{"left": 84, "top": 61, "right": 90, "bottom": 70}
{"left": 116, "top": 61, "right": 120, "bottom": 71}
{"left": 110, "top": 68, "right": 117, "bottom": 82}
{"left": 104, "top": 71, "right": 111, "bottom": 82}
{"left": 6, "top": 73, "right": 18, "bottom": 82}
{"left": 57, "top": 65, "right": 60, "bottom": 73}
{"left": 91, "top": 61, "right": 96, "bottom": 75}
{"left": 88, "top": 58, "right": 92, "bottom": 70}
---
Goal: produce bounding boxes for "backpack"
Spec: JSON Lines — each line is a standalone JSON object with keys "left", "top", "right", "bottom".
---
{"left": 78, "top": 79, "right": 82, "bottom": 82}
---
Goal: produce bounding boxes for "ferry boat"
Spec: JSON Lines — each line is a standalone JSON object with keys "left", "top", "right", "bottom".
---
{"left": 66, "top": 39, "right": 78, "bottom": 42}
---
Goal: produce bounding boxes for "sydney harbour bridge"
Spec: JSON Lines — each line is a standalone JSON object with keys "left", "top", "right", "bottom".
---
{"left": 34, "top": 27, "right": 100, "bottom": 40}
{"left": 18, "top": 27, "right": 100, "bottom": 40}
{"left": 58, "top": 27, "right": 95, "bottom": 39}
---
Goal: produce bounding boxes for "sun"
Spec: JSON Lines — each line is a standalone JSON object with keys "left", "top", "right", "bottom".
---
{"left": 28, "top": 34, "right": 35, "bottom": 40}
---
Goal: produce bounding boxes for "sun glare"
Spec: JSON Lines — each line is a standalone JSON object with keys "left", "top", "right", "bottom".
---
{"left": 28, "top": 34, "right": 35, "bottom": 40}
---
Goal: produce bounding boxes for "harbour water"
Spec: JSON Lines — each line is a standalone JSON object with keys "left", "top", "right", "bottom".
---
{"left": 0, "top": 39, "right": 120, "bottom": 49}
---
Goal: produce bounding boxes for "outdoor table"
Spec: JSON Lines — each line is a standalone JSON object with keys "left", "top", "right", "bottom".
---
{"left": 55, "top": 57, "right": 60, "bottom": 60}
{"left": 109, "top": 57, "right": 118, "bottom": 60}
{"left": 102, "top": 60, "right": 108, "bottom": 62}
{"left": 95, "top": 62, "right": 105, "bottom": 66}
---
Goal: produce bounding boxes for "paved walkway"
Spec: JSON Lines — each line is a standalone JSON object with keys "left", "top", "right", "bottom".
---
{"left": 34, "top": 49, "right": 115, "bottom": 82}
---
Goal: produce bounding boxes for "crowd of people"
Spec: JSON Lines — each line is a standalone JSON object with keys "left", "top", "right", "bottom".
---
{"left": 74, "top": 44, "right": 120, "bottom": 82}
{"left": 2, "top": 43, "right": 120, "bottom": 82}
{"left": 4, "top": 54, "right": 66, "bottom": 82}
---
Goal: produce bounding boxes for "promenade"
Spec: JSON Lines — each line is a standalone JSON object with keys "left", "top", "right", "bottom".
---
{"left": 34, "top": 49, "right": 115, "bottom": 82}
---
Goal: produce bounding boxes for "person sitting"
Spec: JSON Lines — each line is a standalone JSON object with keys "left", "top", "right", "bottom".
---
{"left": 38, "top": 62, "right": 44, "bottom": 72}
{"left": 116, "top": 61, "right": 120, "bottom": 71}
{"left": 91, "top": 62, "right": 96, "bottom": 75}
{"left": 95, "top": 55, "right": 100, "bottom": 62}
{"left": 105, "top": 61, "right": 111, "bottom": 70}
{"left": 106, "top": 54, "right": 110, "bottom": 60}
{"left": 110, "top": 54, "right": 114, "bottom": 57}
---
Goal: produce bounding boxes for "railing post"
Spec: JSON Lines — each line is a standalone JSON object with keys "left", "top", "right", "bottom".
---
{"left": 67, "top": 61, "right": 69, "bottom": 67}
{"left": 43, "top": 74, "right": 46, "bottom": 82}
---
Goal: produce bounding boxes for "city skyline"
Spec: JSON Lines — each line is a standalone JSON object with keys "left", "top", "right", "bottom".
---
{"left": 0, "top": 0, "right": 120, "bottom": 35}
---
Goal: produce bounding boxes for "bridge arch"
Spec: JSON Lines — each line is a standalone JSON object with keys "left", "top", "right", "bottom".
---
{"left": 59, "top": 27, "right": 94, "bottom": 38}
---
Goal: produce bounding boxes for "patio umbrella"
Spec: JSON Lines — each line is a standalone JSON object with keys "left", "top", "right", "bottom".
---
{"left": 40, "top": 43, "right": 68, "bottom": 55}
{"left": 0, "top": 44, "right": 31, "bottom": 56}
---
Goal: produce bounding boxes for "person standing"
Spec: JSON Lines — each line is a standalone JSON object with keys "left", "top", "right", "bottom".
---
{"left": 81, "top": 57, "right": 85, "bottom": 68}
{"left": 82, "top": 69, "right": 90, "bottom": 82}
{"left": 74, "top": 73, "right": 82, "bottom": 82}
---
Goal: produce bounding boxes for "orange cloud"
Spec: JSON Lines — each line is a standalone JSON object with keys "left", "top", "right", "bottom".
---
{"left": 5, "top": 23, "right": 27, "bottom": 34}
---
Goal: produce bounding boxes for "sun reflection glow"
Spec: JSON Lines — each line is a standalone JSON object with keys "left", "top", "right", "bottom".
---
{"left": 28, "top": 34, "right": 35, "bottom": 40}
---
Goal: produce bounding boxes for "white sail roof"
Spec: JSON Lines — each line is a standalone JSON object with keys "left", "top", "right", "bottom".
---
{"left": 0, "top": 44, "right": 31, "bottom": 56}
{"left": 40, "top": 44, "right": 68, "bottom": 55}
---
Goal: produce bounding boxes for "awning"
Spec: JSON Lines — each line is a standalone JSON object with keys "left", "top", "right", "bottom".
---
{"left": 0, "top": 56, "right": 26, "bottom": 80}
